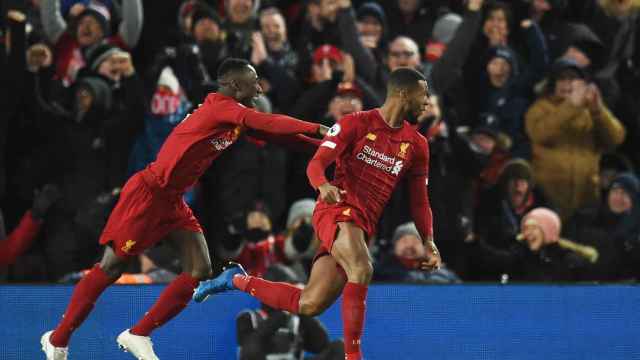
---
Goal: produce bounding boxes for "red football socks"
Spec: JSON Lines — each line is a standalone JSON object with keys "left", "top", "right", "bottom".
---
{"left": 342, "top": 282, "right": 368, "bottom": 359}
{"left": 130, "top": 273, "right": 199, "bottom": 336}
{"left": 233, "top": 275, "right": 301, "bottom": 314}
{"left": 50, "top": 264, "right": 115, "bottom": 347}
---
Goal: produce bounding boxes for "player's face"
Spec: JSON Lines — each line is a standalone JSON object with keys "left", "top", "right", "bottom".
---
{"left": 405, "top": 80, "right": 430, "bottom": 124}
{"left": 236, "top": 65, "right": 263, "bottom": 107}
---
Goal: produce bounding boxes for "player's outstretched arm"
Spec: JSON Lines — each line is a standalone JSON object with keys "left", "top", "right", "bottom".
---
{"left": 247, "top": 131, "right": 322, "bottom": 154}
{"left": 242, "top": 109, "right": 328, "bottom": 137}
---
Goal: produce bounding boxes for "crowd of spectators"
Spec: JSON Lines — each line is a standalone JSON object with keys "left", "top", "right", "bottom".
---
{"left": 1, "top": 0, "right": 639, "bottom": 284}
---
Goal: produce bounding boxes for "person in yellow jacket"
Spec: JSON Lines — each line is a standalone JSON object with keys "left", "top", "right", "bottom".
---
{"left": 525, "top": 58, "right": 625, "bottom": 220}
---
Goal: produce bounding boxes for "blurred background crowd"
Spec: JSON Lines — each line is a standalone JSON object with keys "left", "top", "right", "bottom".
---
{"left": 1, "top": 0, "right": 639, "bottom": 286}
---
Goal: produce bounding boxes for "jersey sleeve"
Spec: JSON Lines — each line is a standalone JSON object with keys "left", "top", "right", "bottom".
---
{"left": 306, "top": 114, "right": 360, "bottom": 189}
{"left": 0, "top": 211, "right": 42, "bottom": 266}
{"left": 239, "top": 108, "right": 320, "bottom": 135}
{"left": 407, "top": 137, "right": 433, "bottom": 239}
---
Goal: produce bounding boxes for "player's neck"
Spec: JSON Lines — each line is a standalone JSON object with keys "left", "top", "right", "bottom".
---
{"left": 378, "top": 102, "right": 405, "bottom": 128}
{"left": 218, "top": 87, "right": 236, "bottom": 100}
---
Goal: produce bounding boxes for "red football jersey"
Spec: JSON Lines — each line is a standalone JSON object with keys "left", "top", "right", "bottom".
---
{"left": 307, "top": 109, "right": 433, "bottom": 239}
{"left": 145, "top": 93, "right": 319, "bottom": 194}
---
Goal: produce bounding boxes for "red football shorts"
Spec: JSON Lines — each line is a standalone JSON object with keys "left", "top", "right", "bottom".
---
{"left": 311, "top": 202, "right": 369, "bottom": 263}
{"left": 99, "top": 170, "right": 202, "bottom": 258}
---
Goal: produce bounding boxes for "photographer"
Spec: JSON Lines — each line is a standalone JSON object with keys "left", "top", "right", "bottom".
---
{"left": 218, "top": 199, "right": 319, "bottom": 280}
{"left": 236, "top": 264, "right": 344, "bottom": 360}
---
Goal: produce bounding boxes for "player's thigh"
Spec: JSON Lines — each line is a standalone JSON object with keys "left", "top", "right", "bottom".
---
{"left": 330, "top": 222, "right": 372, "bottom": 278}
{"left": 166, "top": 229, "right": 212, "bottom": 279}
{"left": 300, "top": 255, "right": 347, "bottom": 309}
{"left": 99, "top": 245, "right": 134, "bottom": 279}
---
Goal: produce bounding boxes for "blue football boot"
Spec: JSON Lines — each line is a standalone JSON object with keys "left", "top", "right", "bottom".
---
{"left": 193, "top": 262, "right": 247, "bottom": 303}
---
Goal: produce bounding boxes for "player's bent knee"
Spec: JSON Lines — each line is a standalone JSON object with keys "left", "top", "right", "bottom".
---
{"left": 347, "top": 260, "right": 373, "bottom": 284}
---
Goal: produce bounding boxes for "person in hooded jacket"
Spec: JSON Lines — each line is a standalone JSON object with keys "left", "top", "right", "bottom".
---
{"left": 470, "top": 158, "right": 552, "bottom": 280}
{"left": 525, "top": 57, "right": 625, "bottom": 221}
{"left": 474, "top": 18, "right": 548, "bottom": 158}
{"left": 16, "top": 43, "right": 144, "bottom": 280}
{"left": 564, "top": 172, "right": 640, "bottom": 281}
{"left": 566, "top": 0, "right": 639, "bottom": 111}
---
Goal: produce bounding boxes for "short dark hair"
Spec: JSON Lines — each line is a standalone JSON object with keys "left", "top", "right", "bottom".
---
{"left": 387, "top": 67, "right": 426, "bottom": 93}
{"left": 217, "top": 57, "right": 251, "bottom": 80}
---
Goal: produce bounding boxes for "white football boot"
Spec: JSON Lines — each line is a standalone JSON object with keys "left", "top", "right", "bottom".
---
{"left": 116, "top": 329, "right": 160, "bottom": 360}
{"left": 40, "top": 331, "right": 69, "bottom": 360}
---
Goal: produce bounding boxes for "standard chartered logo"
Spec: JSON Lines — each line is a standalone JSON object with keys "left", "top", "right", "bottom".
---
{"left": 356, "top": 145, "right": 404, "bottom": 176}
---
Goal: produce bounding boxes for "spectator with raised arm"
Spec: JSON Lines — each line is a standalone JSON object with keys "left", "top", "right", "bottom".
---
{"left": 252, "top": 7, "right": 301, "bottom": 113}
{"left": 40, "top": 0, "right": 143, "bottom": 85}
{"left": 525, "top": 58, "right": 626, "bottom": 220}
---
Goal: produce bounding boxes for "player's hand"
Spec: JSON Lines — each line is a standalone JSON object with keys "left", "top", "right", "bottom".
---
{"left": 318, "top": 183, "right": 346, "bottom": 204}
{"left": 585, "top": 83, "right": 603, "bottom": 113}
{"left": 318, "top": 125, "right": 330, "bottom": 137}
{"left": 251, "top": 31, "right": 268, "bottom": 65}
{"left": 419, "top": 238, "right": 442, "bottom": 271}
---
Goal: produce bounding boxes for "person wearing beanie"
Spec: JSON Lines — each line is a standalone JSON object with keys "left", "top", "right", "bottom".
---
{"left": 73, "top": 75, "right": 114, "bottom": 123}
{"left": 526, "top": 56, "right": 626, "bottom": 221}
{"left": 468, "top": 207, "right": 582, "bottom": 281}
{"left": 471, "top": 159, "right": 553, "bottom": 281}
{"left": 520, "top": 207, "right": 561, "bottom": 251}
{"left": 475, "top": 17, "right": 548, "bottom": 158}
{"left": 186, "top": 3, "right": 228, "bottom": 83}
{"left": 599, "top": 152, "right": 635, "bottom": 194}
{"left": 190, "top": 4, "right": 223, "bottom": 37}
{"left": 41, "top": 0, "right": 143, "bottom": 85}
{"left": 356, "top": 2, "right": 387, "bottom": 50}
{"left": 374, "top": 222, "right": 461, "bottom": 283}
{"left": 81, "top": 42, "right": 132, "bottom": 82}
{"left": 236, "top": 263, "right": 345, "bottom": 360}
{"left": 565, "top": 172, "right": 640, "bottom": 281}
